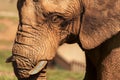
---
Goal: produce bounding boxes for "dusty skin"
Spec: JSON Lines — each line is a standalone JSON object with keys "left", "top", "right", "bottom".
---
{"left": 6, "top": 0, "right": 120, "bottom": 80}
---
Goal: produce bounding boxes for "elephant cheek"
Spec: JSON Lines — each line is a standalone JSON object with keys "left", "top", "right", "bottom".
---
{"left": 40, "top": 40, "right": 58, "bottom": 60}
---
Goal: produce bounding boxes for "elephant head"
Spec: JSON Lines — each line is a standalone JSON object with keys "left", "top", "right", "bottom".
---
{"left": 7, "top": 0, "right": 81, "bottom": 79}
{"left": 6, "top": 0, "right": 120, "bottom": 80}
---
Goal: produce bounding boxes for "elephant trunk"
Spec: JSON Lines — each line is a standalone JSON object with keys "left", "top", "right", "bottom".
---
{"left": 10, "top": 24, "right": 59, "bottom": 79}
{"left": 13, "top": 24, "right": 58, "bottom": 60}
{"left": 17, "top": 65, "right": 47, "bottom": 80}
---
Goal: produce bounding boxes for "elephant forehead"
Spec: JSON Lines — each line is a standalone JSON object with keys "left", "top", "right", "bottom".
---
{"left": 41, "top": 0, "right": 70, "bottom": 13}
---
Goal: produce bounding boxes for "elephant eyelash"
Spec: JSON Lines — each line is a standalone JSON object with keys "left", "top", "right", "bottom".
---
{"left": 33, "top": 0, "right": 39, "bottom": 2}
{"left": 43, "top": 12, "right": 73, "bottom": 28}
{"left": 44, "top": 12, "right": 66, "bottom": 22}
{"left": 51, "top": 15, "right": 65, "bottom": 23}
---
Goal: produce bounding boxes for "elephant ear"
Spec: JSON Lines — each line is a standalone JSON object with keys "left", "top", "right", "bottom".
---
{"left": 79, "top": 1, "right": 120, "bottom": 49}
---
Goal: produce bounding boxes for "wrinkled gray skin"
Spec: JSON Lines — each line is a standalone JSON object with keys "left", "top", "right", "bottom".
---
{"left": 7, "top": 0, "right": 120, "bottom": 80}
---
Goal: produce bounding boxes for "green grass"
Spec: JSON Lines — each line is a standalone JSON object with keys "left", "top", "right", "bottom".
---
{"left": 47, "top": 69, "right": 84, "bottom": 80}
{"left": 0, "top": 50, "right": 84, "bottom": 80}
{"left": 0, "top": 75, "right": 17, "bottom": 80}
{"left": 0, "top": 50, "right": 13, "bottom": 72}
{"left": 0, "top": 40, "right": 12, "bottom": 45}
{"left": 0, "top": 50, "right": 17, "bottom": 80}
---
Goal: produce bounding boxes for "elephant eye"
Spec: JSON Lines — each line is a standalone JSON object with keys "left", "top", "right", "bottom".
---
{"left": 51, "top": 15, "right": 64, "bottom": 23}
{"left": 33, "top": 0, "right": 38, "bottom": 2}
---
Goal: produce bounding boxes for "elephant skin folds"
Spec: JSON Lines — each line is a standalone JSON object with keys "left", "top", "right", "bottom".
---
{"left": 6, "top": 0, "right": 120, "bottom": 80}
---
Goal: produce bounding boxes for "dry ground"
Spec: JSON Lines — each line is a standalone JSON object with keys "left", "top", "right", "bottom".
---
{"left": 0, "top": 18, "right": 18, "bottom": 50}
{"left": 0, "top": 0, "right": 18, "bottom": 50}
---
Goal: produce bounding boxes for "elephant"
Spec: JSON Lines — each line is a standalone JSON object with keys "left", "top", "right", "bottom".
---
{"left": 6, "top": 0, "right": 120, "bottom": 80}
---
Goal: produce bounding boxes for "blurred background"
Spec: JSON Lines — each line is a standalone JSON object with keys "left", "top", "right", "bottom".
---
{"left": 0, "top": 0, "right": 86, "bottom": 80}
